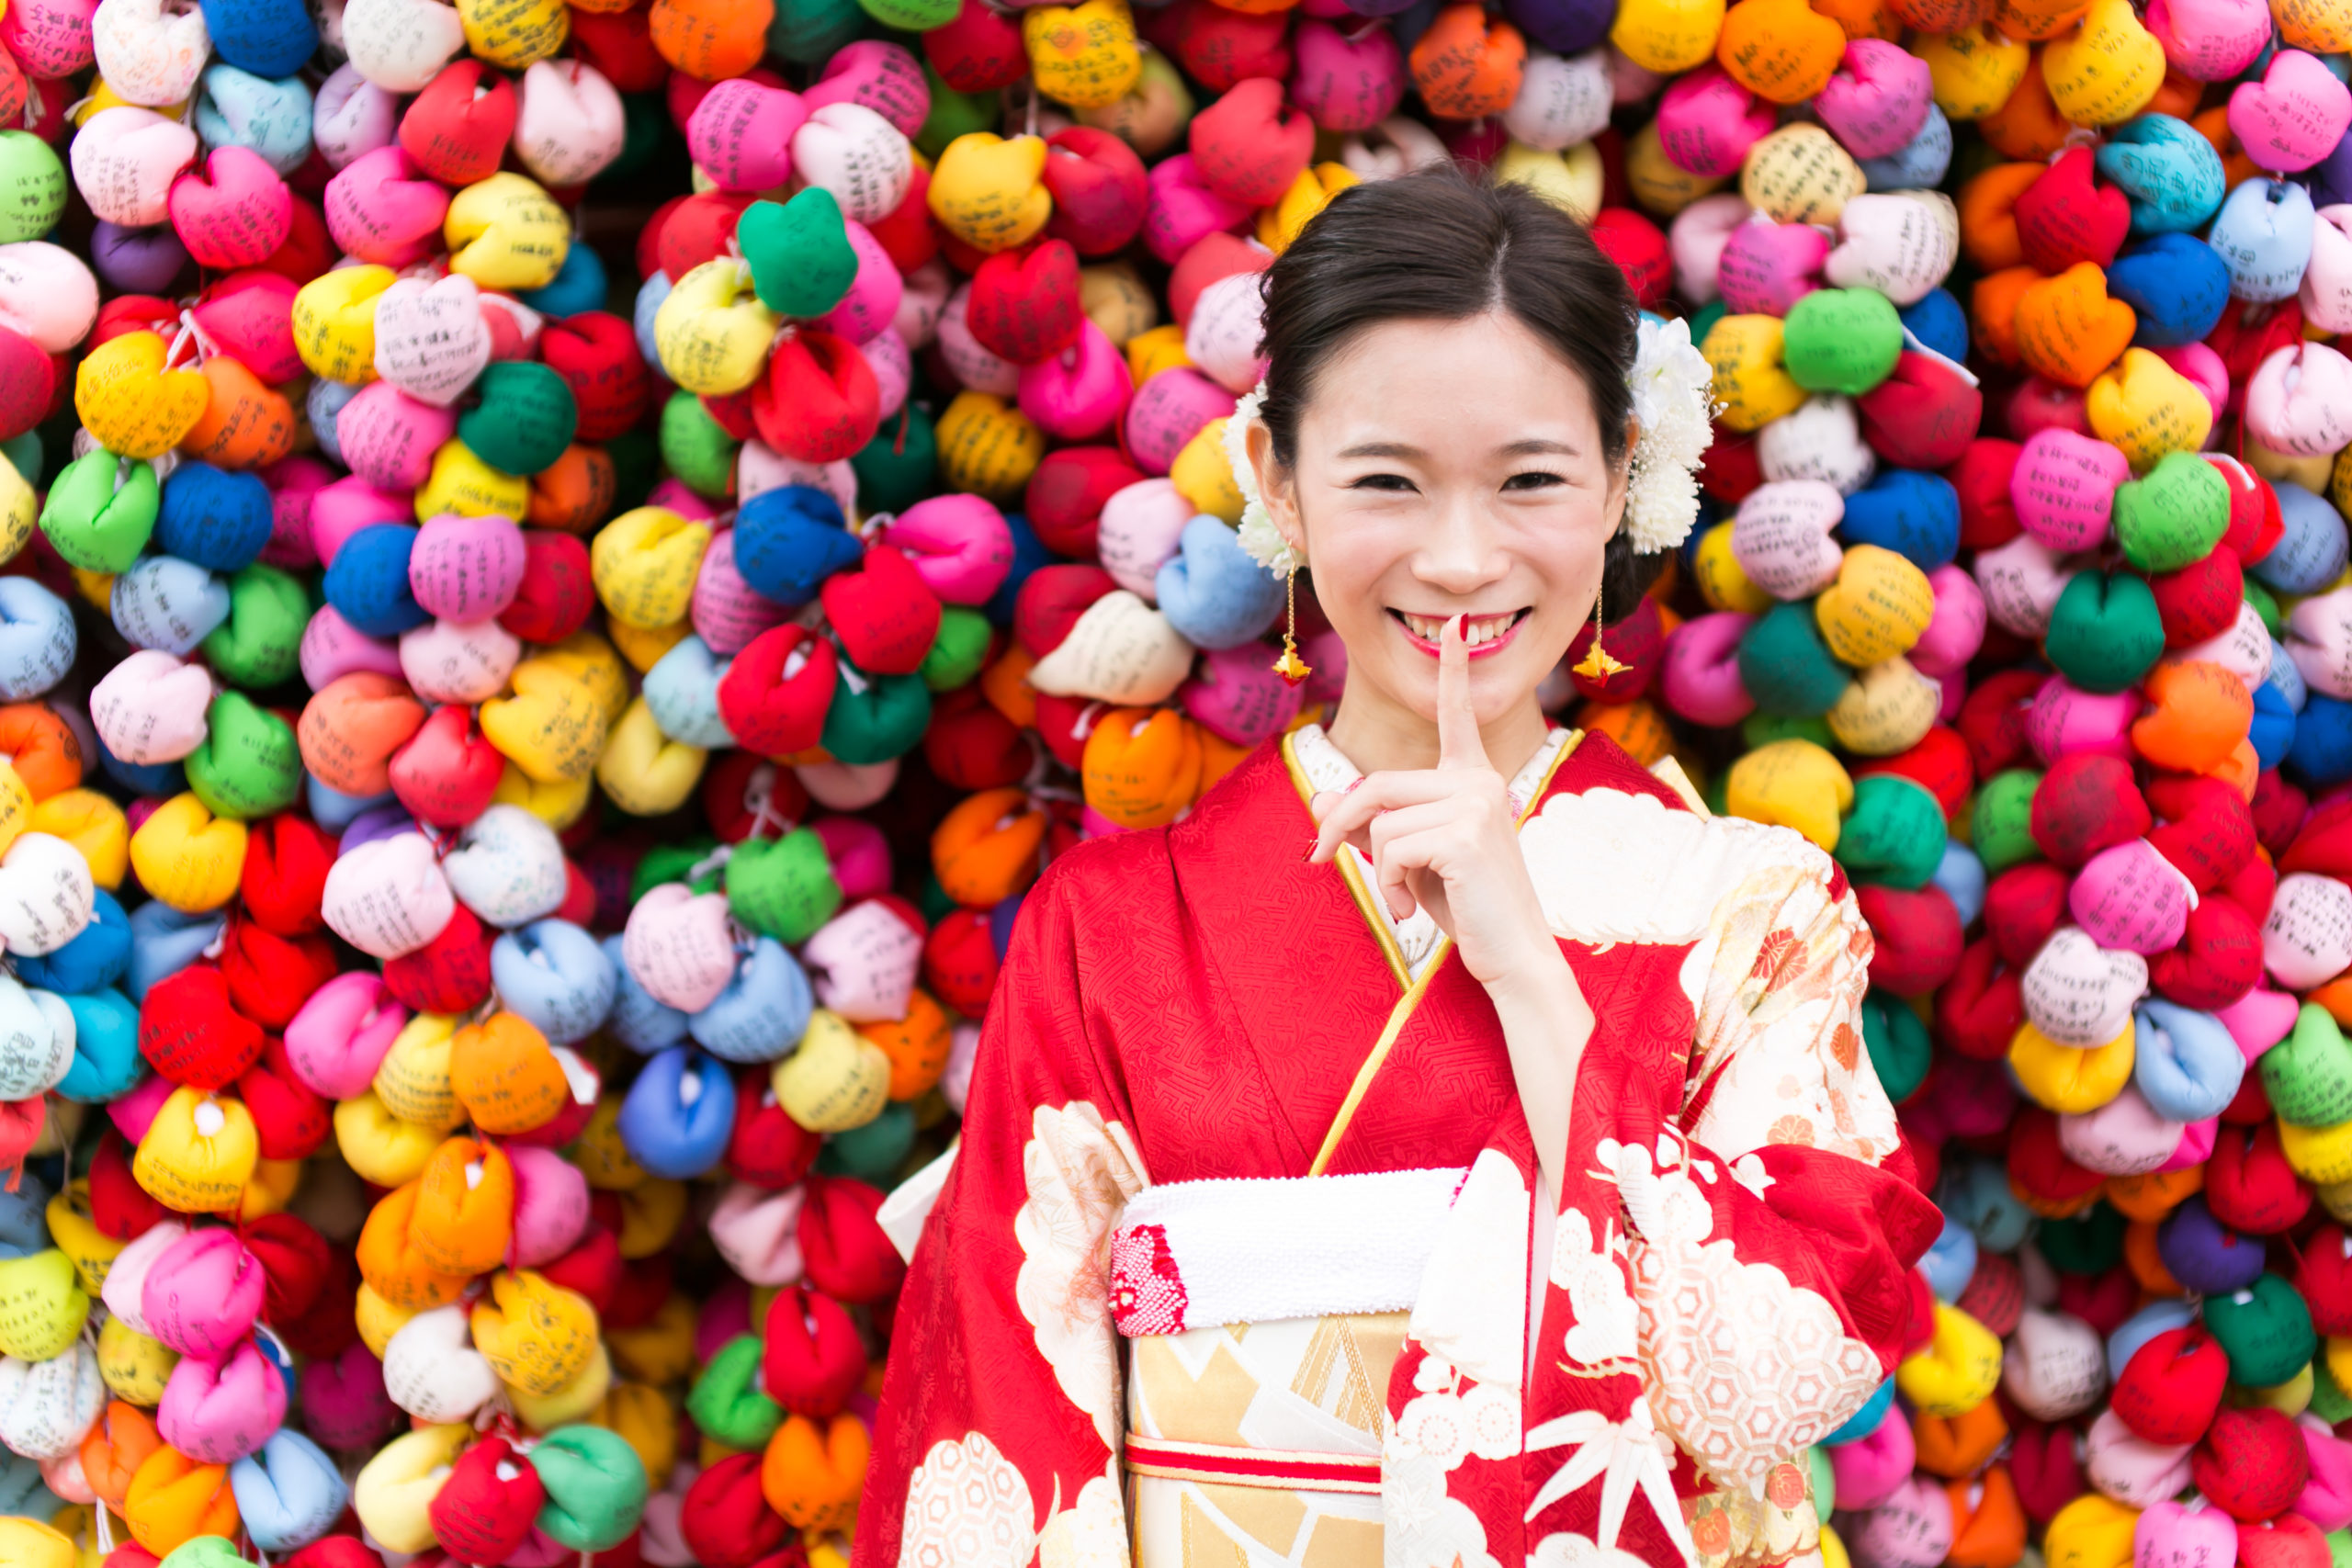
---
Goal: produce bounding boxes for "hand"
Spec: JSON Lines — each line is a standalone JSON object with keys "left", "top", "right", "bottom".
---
{"left": 1308, "top": 614, "right": 1561, "bottom": 993}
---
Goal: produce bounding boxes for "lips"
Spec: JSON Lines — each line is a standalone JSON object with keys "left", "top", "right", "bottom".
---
{"left": 1389, "top": 607, "right": 1532, "bottom": 657}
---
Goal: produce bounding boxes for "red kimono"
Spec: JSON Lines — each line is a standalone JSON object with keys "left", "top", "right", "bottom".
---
{"left": 859, "top": 727, "right": 1939, "bottom": 1568}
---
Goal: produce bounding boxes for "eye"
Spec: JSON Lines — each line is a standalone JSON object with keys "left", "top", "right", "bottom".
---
{"left": 1502, "top": 470, "right": 1565, "bottom": 491}
{"left": 1349, "top": 473, "right": 1417, "bottom": 492}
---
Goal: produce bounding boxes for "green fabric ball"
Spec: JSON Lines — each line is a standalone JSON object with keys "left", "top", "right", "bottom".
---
{"left": 0, "top": 132, "right": 65, "bottom": 243}
{"left": 459, "top": 361, "right": 578, "bottom": 479}
{"left": 2262, "top": 1003, "right": 2352, "bottom": 1130}
{"left": 821, "top": 665, "right": 932, "bottom": 763}
{"left": 1807, "top": 1446, "right": 1836, "bottom": 1516}
{"left": 859, "top": 0, "right": 956, "bottom": 37}
{"left": 39, "top": 449, "right": 155, "bottom": 572}
{"left": 1972, "top": 769, "right": 2045, "bottom": 874}
{"left": 917, "top": 65, "right": 997, "bottom": 159}
{"left": 1860, "top": 989, "right": 1930, "bottom": 1102}
{"left": 1781, "top": 288, "right": 1904, "bottom": 396}
{"left": 2246, "top": 576, "right": 2284, "bottom": 638}
{"left": 661, "top": 390, "right": 740, "bottom": 502}
{"left": 2035, "top": 1201, "right": 2125, "bottom": 1276}
{"left": 159, "top": 1540, "right": 252, "bottom": 1568}
{"left": 1737, "top": 602, "right": 1851, "bottom": 718}
{"left": 2044, "top": 570, "right": 2164, "bottom": 694}
{"left": 727, "top": 829, "right": 842, "bottom": 944}
{"left": 2113, "top": 449, "right": 2229, "bottom": 573}
{"left": 768, "top": 0, "right": 865, "bottom": 64}
{"left": 916, "top": 869, "right": 958, "bottom": 926}
{"left": 742, "top": 188, "right": 860, "bottom": 319}
{"left": 530, "top": 1425, "right": 649, "bottom": 1551}
{"left": 2312, "top": 1352, "right": 2352, "bottom": 1427}
{"left": 201, "top": 563, "right": 307, "bottom": 690}
{"left": 921, "top": 606, "right": 991, "bottom": 692}
{"left": 685, "top": 1335, "right": 783, "bottom": 1451}
{"left": 1688, "top": 298, "right": 1728, "bottom": 352}
{"left": 852, "top": 406, "right": 938, "bottom": 513}
{"left": 185, "top": 692, "right": 301, "bottom": 820}
{"left": 819, "top": 1100, "right": 917, "bottom": 1179}
{"left": 2202, "top": 1273, "right": 2317, "bottom": 1389}
{"left": 1837, "top": 773, "right": 1946, "bottom": 890}
{"left": 634, "top": 840, "right": 721, "bottom": 901}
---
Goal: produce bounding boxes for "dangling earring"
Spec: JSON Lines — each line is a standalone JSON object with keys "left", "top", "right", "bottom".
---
{"left": 1571, "top": 576, "right": 1627, "bottom": 681}
{"left": 1272, "top": 562, "right": 1313, "bottom": 685}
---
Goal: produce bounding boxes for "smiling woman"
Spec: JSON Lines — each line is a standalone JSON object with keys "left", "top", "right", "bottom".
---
{"left": 860, "top": 171, "right": 1939, "bottom": 1568}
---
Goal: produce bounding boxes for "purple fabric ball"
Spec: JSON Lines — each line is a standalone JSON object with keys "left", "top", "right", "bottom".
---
{"left": 91, "top": 222, "right": 190, "bottom": 296}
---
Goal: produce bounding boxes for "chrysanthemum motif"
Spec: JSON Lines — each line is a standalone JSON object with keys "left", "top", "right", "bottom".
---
{"left": 1622, "top": 315, "right": 1717, "bottom": 555}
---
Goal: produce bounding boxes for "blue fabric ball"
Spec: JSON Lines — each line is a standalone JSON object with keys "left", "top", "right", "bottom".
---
{"left": 618, "top": 1046, "right": 737, "bottom": 1179}
{"left": 16, "top": 889, "right": 131, "bottom": 995}
{"left": 732, "top": 486, "right": 862, "bottom": 608}
{"left": 985, "top": 511, "right": 1054, "bottom": 628}
{"left": 53, "top": 988, "right": 140, "bottom": 1102}
{"left": 2251, "top": 482, "right": 2349, "bottom": 594}
{"left": 157, "top": 460, "right": 275, "bottom": 572}
{"left": 1838, "top": 468, "right": 1960, "bottom": 570}
{"left": 523, "top": 245, "right": 609, "bottom": 319}
{"left": 491, "top": 919, "right": 617, "bottom": 1046}
{"left": 125, "top": 902, "right": 226, "bottom": 1003}
{"left": 323, "top": 523, "right": 428, "bottom": 637}
{"left": 1157, "top": 514, "right": 1285, "bottom": 649}
{"left": 2252, "top": 681, "right": 2298, "bottom": 771}
{"left": 1899, "top": 288, "right": 1967, "bottom": 365}
{"left": 2109, "top": 232, "right": 2230, "bottom": 346}
{"left": 2098, "top": 115, "right": 2226, "bottom": 236}
{"left": 198, "top": 0, "right": 320, "bottom": 78}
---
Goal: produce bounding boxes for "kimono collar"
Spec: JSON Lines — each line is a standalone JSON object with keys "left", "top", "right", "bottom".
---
{"left": 1283, "top": 723, "right": 1577, "bottom": 983}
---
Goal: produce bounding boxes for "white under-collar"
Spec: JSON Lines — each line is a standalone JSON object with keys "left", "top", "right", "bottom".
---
{"left": 1288, "top": 723, "right": 1573, "bottom": 981}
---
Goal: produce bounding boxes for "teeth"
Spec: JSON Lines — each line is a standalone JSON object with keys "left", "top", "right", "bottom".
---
{"left": 1398, "top": 612, "right": 1515, "bottom": 645}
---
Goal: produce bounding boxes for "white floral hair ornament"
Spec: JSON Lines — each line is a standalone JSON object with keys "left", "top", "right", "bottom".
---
{"left": 1225, "top": 313, "right": 1718, "bottom": 575}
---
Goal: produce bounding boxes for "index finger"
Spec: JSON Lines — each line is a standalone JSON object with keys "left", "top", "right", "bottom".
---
{"left": 1437, "top": 613, "right": 1488, "bottom": 771}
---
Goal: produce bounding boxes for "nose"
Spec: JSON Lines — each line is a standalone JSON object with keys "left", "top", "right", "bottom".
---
{"left": 1409, "top": 493, "right": 1510, "bottom": 598}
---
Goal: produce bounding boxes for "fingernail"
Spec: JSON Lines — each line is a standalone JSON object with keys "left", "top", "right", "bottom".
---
{"left": 1342, "top": 777, "right": 1363, "bottom": 795}
{"left": 1453, "top": 613, "right": 1468, "bottom": 640}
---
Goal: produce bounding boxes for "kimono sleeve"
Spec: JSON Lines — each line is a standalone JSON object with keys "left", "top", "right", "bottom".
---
{"left": 1612, "top": 848, "right": 1939, "bottom": 1495}
{"left": 855, "top": 867, "right": 1146, "bottom": 1568}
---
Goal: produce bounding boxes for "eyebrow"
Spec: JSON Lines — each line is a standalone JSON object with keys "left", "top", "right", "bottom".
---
{"left": 1333, "top": 438, "right": 1583, "bottom": 459}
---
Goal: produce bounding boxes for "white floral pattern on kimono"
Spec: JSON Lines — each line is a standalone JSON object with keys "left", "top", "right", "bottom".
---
{"left": 1013, "top": 1102, "right": 1148, "bottom": 1447}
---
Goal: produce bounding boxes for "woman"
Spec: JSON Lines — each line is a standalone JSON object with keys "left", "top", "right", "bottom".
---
{"left": 858, "top": 173, "right": 1938, "bottom": 1568}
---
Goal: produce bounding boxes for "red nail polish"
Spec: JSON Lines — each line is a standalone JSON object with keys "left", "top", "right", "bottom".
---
{"left": 1453, "top": 613, "right": 1468, "bottom": 639}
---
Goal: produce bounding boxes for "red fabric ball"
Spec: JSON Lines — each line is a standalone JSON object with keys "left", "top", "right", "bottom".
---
{"left": 139, "top": 964, "right": 265, "bottom": 1090}
{"left": 2030, "top": 754, "right": 2150, "bottom": 868}
{"left": 682, "top": 1453, "right": 789, "bottom": 1568}
{"left": 2294, "top": 1224, "right": 2352, "bottom": 1336}
{"left": 537, "top": 1223, "right": 624, "bottom": 1314}
{"left": 239, "top": 1210, "right": 332, "bottom": 1325}
{"left": 923, "top": 687, "right": 1029, "bottom": 792}
{"left": 603, "top": 1247, "right": 673, "bottom": 1331}
{"left": 1984, "top": 862, "right": 2072, "bottom": 969}
{"left": 240, "top": 813, "right": 333, "bottom": 936}
{"left": 1952, "top": 438, "right": 2023, "bottom": 549}
{"left": 2052, "top": 1264, "right": 2135, "bottom": 1336}
{"left": 923, "top": 0, "right": 1028, "bottom": 92}
{"left": 2149, "top": 894, "right": 2264, "bottom": 1010}
{"left": 1858, "top": 351, "right": 1982, "bottom": 468}
{"left": 866, "top": 168, "right": 941, "bottom": 277}
{"left": 1589, "top": 208, "right": 1669, "bottom": 310}
{"left": 820, "top": 545, "right": 942, "bottom": 676}
{"left": 1854, "top": 885, "right": 1962, "bottom": 996}
{"left": 966, "top": 241, "right": 1083, "bottom": 366}
{"left": 2215, "top": 456, "right": 2284, "bottom": 565}
{"left": 2148, "top": 546, "right": 2243, "bottom": 648}
{"left": 728, "top": 1069, "right": 822, "bottom": 1189}
{"left": 221, "top": 920, "right": 337, "bottom": 1029}
{"left": 239, "top": 1036, "right": 331, "bottom": 1160}
{"left": 89, "top": 1127, "right": 165, "bottom": 1239}
{"left": 2111, "top": 1325, "right": 2228, "bottom": 1444}
{"left": 500, "top": 529, "right": 595, "bottom": 645}
{"left": 281, "top": 1540, "right": 381, "bottom": 1568}
{"left": 2196, "top": 1407, "right": 2310, "bottom": 1521}
{"left": 2240, "top": 1514, "right": 2333, "bottom": 1568}
{"left": 1935, "top": 939, "right": 2024, "bottom": 1061}
{"left": 399, "top": 59, "right": 514, "bottom": 186}
{"left": 718, "top": 626, "right": 841, "bottom": 759}
{"left": 2206, "top": 1120, "right": 2312, "bottom": 1235}
{"left": 1015, "top": 564, "right": 1116, "bottom": 658}
{"left": 382, "top": 903, "right": 493, "bottom": 1014}
{"left": 797, "top": 1175, "right": 906, "bottom": 1303}
{"left": 1955, "top": 1249, "right": 2024, "bottom": 1338}
{"left": 2007, "top": 1108, "right": 2109, "bottom": 1208}
{"left": 2148, "top": 775, "right": 2259, "bottom": 890}
{"left": 2253, "top": 770, "right": 2311, "bottom": 857}
{"left": 1024, "top": 446, "right": 1139, "bottom": 558}
{"left": 1852, "top": 726, "right": 1972, "bottom": 820}
{"left": 1958, "top": 669, "right": 2042, "bottom": 778}
{"left": 539, "top": 312, "right": 650, "bottom": 446}
{"left": 761, "top": 1284, "right": 866, "bottom": 1417}
{"left": 923, "top": 907, "right": 999, "bottom": 1016}
{"left": 1698, "top": 423, "right": 1764, "bottom": 506}
{"left": 430, "top": 1436, "right": 546, "bottom": 1564}
{"left": 656, "top": 191, "right": 755, "bottom": 283}
{"left": 753, "top": 330, "right": 879, "bottom": 464}
{"left": 2007, "top": 1419, "right": 2086, "bottom": 1525}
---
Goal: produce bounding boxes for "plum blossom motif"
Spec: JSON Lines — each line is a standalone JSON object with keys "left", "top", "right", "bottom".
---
{"left": 1550, "top": 1206, "right": 1638, "bottom": 1369}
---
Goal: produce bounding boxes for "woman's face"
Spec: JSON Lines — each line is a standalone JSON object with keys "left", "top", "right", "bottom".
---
{"left": 1248, "top": 310, "right": 1628, "bottom": 738}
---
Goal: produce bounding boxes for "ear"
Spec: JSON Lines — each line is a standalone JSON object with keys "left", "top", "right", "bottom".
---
{"left": 1245, "top": 418, "right": 1306, "bottom": 556}
{"left": 1610, "top": 419, "right": 1640, "bottom": 533}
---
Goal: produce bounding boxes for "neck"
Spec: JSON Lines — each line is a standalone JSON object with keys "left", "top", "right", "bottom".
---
{"left": 1323, "top": 680, "right": 1552, "bottom": 781}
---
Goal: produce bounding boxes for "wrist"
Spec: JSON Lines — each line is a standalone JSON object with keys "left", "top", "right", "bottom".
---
{"left": 1479, "top": 935, "right": 1580, "bottom": 1013}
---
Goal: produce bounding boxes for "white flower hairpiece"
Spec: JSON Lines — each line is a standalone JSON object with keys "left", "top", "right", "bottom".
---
{"left": 1225, "top": 313, "right": 1719, "bottom": 573}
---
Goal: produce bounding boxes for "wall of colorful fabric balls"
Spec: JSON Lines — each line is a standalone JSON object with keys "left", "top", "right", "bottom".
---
{"left": 0, "top": 0, "right": 2340, "bottom": 1558}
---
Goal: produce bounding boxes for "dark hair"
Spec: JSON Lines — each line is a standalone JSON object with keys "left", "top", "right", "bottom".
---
{"left": 1255, "top": 168, "right": 1662, "bottom": 607}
